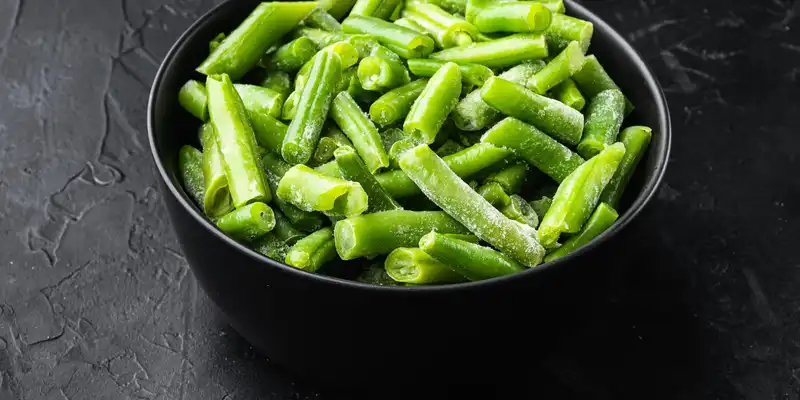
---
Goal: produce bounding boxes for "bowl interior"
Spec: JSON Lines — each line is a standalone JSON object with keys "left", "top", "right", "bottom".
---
{"left": 148, "top": 0, "right": 670, "bottom": 288}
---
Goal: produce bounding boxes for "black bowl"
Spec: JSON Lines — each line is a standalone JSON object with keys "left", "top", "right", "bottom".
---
{"left": 148, "top": 0, "right": 670, "bottom": 387}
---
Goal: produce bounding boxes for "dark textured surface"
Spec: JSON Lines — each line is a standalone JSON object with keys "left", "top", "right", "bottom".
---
{"left": 0, "top": 0, "right": 797, "bottom": 398}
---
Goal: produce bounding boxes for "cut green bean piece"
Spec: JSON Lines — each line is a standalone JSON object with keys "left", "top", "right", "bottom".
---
{"left": 206, "top": 74, "right": 271, "bottom": 207}
{"left": 599, "top": 126, "right": 652, "bottom": 208}
{"left": 350, "top": 0, "right": 403, "bottom": 20}
{"left": 261, "top": 153, "right": 326, "bottom": 232}
{"left": 399, "top": 145, "right": 545, "bottom": 266}
{"left": 419, "top": 231, "right": 525, "bottom": 280}
{"left": 376, "top": 142, "right": 511, "bottom": 198}
{"left": 401, "top": 3, "right": 478, "bottom": 48}
{"left": 357, "top": 47, "right": 411, "bottom": 91}
{"left": 577, "top": 89, "right": 626, "bottom": 159}
{"left": 199, "top": 123, "right": 233, "bottom": 217}
{"left": 294, "top": 27, "right": 348, "bottom": 48}
{"left": 474, "top": 2, "right": 552, "bottom": 33}
{"left": 481, "top": 118, "right": 584, "bottom": 182}
{"left": 234, "top": 84, "right": 284, "bottom": 119}
{"left": 394, "top": 17, "right": 428, "bottom": 34}
{"left": 306, "top": 7, "right": 342, "bottom": 32}
{"left": 261, "top": 37, "right": 319, "bottom": 72}
{"left": 314, "top": 159, "right": 344, "bottom": 178}
{"left": 369, "top": 78, "right": 429, "bottom": 126}
{"left": 501, "top": 194, "right": 539, "bottom": 227}
{"left": 209, "top": 32, "right": 226, "bottom": 53}
{"left": 388, "top": 138, "right": 417, "bottom": 169}
{"left": 544, "top": 202, "right": 618, "bottom": 262}
{"left": 277, "top": 165, "right": 368, "bottom": 217}
{"left": 282, "top": 50, "right": 343, "bottom": 164}
{"left": 435, "top": 139, "right": 465, "bottom": 157}
{"left": 250, "top": 112, "right": 288, "bottom": 154}
{"left": 380, "top": 127, "right": 406, "bottom": 154}
{"left": 527, "top": 40, "right": 585, "bottom": 94}
{"left": 480, "top": 77, "right": 584, "bottom": 146}
{"left": 330, "top": 92, "right": 390, "bottom": 173}
{"left": 407, "top": 59, "right": 493, "bottom": 87}
{"left": 485, "top": 163, "right": 528, "bottom": 195}
{"left": 544, "top": 13, "right": 593, "bottom": 54}
{"left": 319, "top": 0, "right": 358, "bottom": 20}
{"left": 179, "top": 80, "right": 208, "bottom": 120}
{"left": 272, "top": 211, "right": 306, "bottom": 246}
{"left": 385, "top": 247, "right": 467, "bottom": 284}
{"left": 430, "top": 33, "right": 547, "bottom": 68}
{"left": 311, "top": 124, "right": 354, "bottom": 166}
{"left": 260, "top": 70, "right": 293, "bottom": 99}
{"left": 551, "top": 78, "right": 585, "bottom": 111}
{"left": 281, "top": 91, "right": 299, "bottom": 120}
{"left": 178, "top": 145, "right": 206, "bottom": 209}
{"left": 334, "top": 146, "right": 402, "bottom": 212}
{"left": 253, "top": 232, "right": 291, "bottom": 261}
{"left": 285, "top": 227, "right": 337, "bottom": 272}
{"left": 426, "top": 0, "right": 467, "bottom": 15}
{"left": 295, "top": 42, "right": 358, "bottom": 92}
{"left": 538, "top": 142, "right": 625, "bottom": 247}
{"left": 404, "top": 62, "right": 461, "bottom": 144}
{"left": 342, "top": 15, "right": 435, "bottom": 59}
{"left": 198, "top": 2, "right": 317, "bottom": 80}
{"left": 529, "top": 195, "right": 552, "bottom": 218}
{"left": 216, "top": 202, "right": 276, "bottom": 242}
{"left": 478, "top": 181, "right": 511, "bottom": 208}
{"left": 334, "top": 210, "right": 469, "bottom": 259}
{"left": 572, "top": 55, "right": 633, "bottom": 114}
{"left": 452, "top": 61, "right": 545, "bottom": 131}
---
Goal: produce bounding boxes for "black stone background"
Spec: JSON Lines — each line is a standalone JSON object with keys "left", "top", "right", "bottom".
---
{"left": 0, "top": 0, "right": 798, "bottom": 398}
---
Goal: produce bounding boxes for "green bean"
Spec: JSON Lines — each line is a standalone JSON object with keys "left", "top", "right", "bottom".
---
{"left": 484, "top": 163, "right": 528, "bottom": 195}
{"left": 295, "top": 42, "right": 359, "bottom": 92}
{"left": 294, "top": 27, "right": 348, "bottom": 48}
{"left": 407, "top": 59, "right": 493, "bottom": 87}
{"left": 198, "top": 2, "right": 317, "bottom": 80}
{"left": 330, "top": 92, "right": 390, "bottom": 173}
{"left": 311, "top": 124, "right": 354, "bottom": 166}
{"left": 350, "top": 0, "right": 404, "bottom": 20}
{"left": 261, "top": 37, "right": 319, "bottom": 72}
{"left": 178, "top": 145, "right": 206, "bottom": 209}
{"left": 551, "top": 78, "right": 585, "bottom": 111}
{"left": 334, "top": 210, "right": 469, "bottom": 259}
{"left": 544, "top": 202, "right": 618, "bottom": 261}
{"left": 430, "top": 33, "right": 547, "bottom": 68}
{"left": 576, "top": 89, "right": 626, "bottom": 159}
{"left": 285, "top": 227, "right": 337, "bottom": 272}
{"left": 234, "top": 84, "right": 284, "bottom": 119}
{"left": 209, "top": 32, "right": 226, "bottom": 53}
{"left": 206, "top": 74, "right": 271, "bottom": 207}
{"left": 216, "top": 202, "right": 276, "bottom": 242}
{"left": 452, "top": 61, "right": 545, "bottom": 131}
{"left": 425, "top": 0, "right": 467, "bottom": 15}
{"left": 478, "top": 181, "right": 511, "bottom": 208}
{"left": 357, "top": 263, "right": 402, "bottom": 285}
{"left": 501, "top": 194, "right": 539, "bottom": 227}
{"left": 178, "top": 80, "right": 208, "bottom": 120}
{"left": 544, "top": 13, "right": 593, "bottom": 54}
{"left": 538, "top": 142, "right": 625, "bottom": 247}
{"left": 394, "top": 17, "right": 428, "bottom": 34}
{"left": 481, "top": 117, "right": 584, "bottom": 182}
{"left": 401, "top": 3, "right": 478, "bottom": 48}
{"left": 529, "top": 195, "right": 552, "bottom": 219}
{"left": 342, "top": 15, "right": 435, "bottom": 59}
{"left": 385, "top": 247, "right": 467, "bottom": 284}
{"left": 272, "top": 211, "right": 307, "bottom": 245}
{"left": 399, "top": 145, "right": 545, "bottom": 266}
{"left": 403, "top": 62, "right": 462, "bottom": 144}
{"left": 357, "top": 46, "right": 411, "bottom": 91}
{"left": 250, "top": 113, "right": 288, "bottom": 154}
{"left": 369, "top": 78, "right": 428, "bottom": 126}
{"left": 334, "top": 146, "right": 402, "bottom": 212}
{"left": 282, "top": 50, "right": 343, "bottom": 164}
{"left": 314, "top": 160, "right": 344, "bottom": 178}
{"left": 277, "top": 164, "right": 368, "bottom": 217}
{"left": 480, "top": 77, "right": 584, "bottom": 146}
{"left": 419, "top": 231, "right": 525, "bottom": 280}
{"left": 253, "top": 232, "right": 291, "bottom": 261}
{"left": 281, "top": 91, "right": 299, "bottom": 120}
{"left": 380, "top": 127, "right": 406, "bottom": 155}
{"left": 376, "top": 142, "right": 511, "bottom": 198}
{"left": 198, "top": 123, "right": 233, "bottom": 217}
{"left": 571, "top": 55, "right": 633, "bottom": 112}
{"left": 319, "top": 0, "right": 358, "bottom": 20}
{"left": 306, "top": 7, "right": 343, "bottom": 32}
{"left": 435, "top": 139, "right": 465, "bottom": 157}
{"left": 527, "top": 40, "right": 585, "bottom": 94}
{"left": 388, "top": 138, "right": 417, "bottom": 169}
{"left": 260, "top": 70, "right": 293, "bottom": 99}
{"left": 599, "top": 126, "right": 652, "bottom": 208}
{"left": 261, "top": 153, "right": 326, "bottom": 232}
{"left": 473, "top": 2, "right": 552, "bottom": 33}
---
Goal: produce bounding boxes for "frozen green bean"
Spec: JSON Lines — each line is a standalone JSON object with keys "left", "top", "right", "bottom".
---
{"left": 399, "top": 145, "right": 545, "bottom": 266}
{"left": 394, "top": 17, "right": 428, "bottom": 34}
{"left": 388, "top": 138, "right": 417, "bottom": 169}
{"left": 281, "top": 91, "right": 299, "bottom": 120}
{"left": 538, "top": 142, "right": 625, "bottom": 247}
{"left": 385, "top": 247, "right": 467, "bottom": 284}
{"left": 250, "top": 112, "right": 288, "bottom": 154}
{"left": 178, "top": 145, "right": 206, "bottom": 209}
{"left": 209, "top": 32, "right": 226, "bottom": 53}
{"left": 480, "top": 77, "right": 584, "bottom": 146}
{"left": 334, "top": 210, "right": 469, "bottom": 259}
{"left": 178, "top": 80, "right": 208, "bottom": 121}
{"left": 527, "top": 40, "right": 585, "bottom": 94}
{"left": 544, "top": 13, "right": 593, "bottom": 53}
{"left": 478, "top": 181, "right": 511, "bottom": 208}
{"left": 305, "top": 7, "right": 342, "bottom": 32}
{"left": 430, "top": 34, "right": 548, "bottom": 68}
{"left": 529, "top": 195, "right": 552, "bottom": 218}
{"left": 314, "top": 159, "right": 344, "bottom": 178}
{"left": 551, "top": 78, "right": 585, "bottom": 111}
{"left": 234, "top": 84, "right": 284, "bottom": 119}
{"left": 198, "top": 123, "right": 233, "bottom": 217}
{"left": 480, "top": 117, "right": 584, "bottom": 182}
{"left": 544, "top": 202, "right": 618, "bottom": 262}
{"left": 404, "top": 62, "right": 462, "bottom": 144}
{"left": 435, "top": 139, "right": 465, "bottom": 157}
{"left": 369, "top": 78, "right": 428, "bottom": 126}
{"left": 501, "top": 194, "right": 539, "bottom": 227}
{"left": 272, "top": 211, "right": 307, "bottom": 245}
{"left": 419, "top": 231, "right": 525, "bottom": 280}
{"left": 216, "top": 202, "right": 276, "bottom": 242}
{"left": 261, "top": 153, "right": 326, "bottom": 232}
{"left": 599, "top": 126, "right": 652, "bottom": 208}
{"left": 484, "top": 163, "right": 529, "bottom": 195}
{"left": 576, "top": 89, "right": 626, "bottom": 159}
{"left": 330, "top": 92, "right": 390, "bottom": 173}
{"left": 407, "top": 59, "right": 493, "bottom": 87}
{"left": 342, "top": 15, "right": 435, "bottom": 59}
{"left": 261, "top": 37, "right": 319, "bottom": 72}
{"left": 285, "top": 227, "right": 337, "bottom": 271}
{"left": 350, "top": 0, "right": 403, "bottom": 20}
{"left": 277, "top": 164, "right": 368, "bottom": 217}
{"left": 401, "top": 2, "right": 478, "bottom": 48}
{"left": 334, "top": 146, "right": 402, "bottom": 212}
{"left": 198, "top": 2, "right": 318, "bottom": 80}
{"left": 253, "top": 232, "right": 291, "bottom": 261}
{"left": 260, "top": 70, "right": 293, "bottom": 99}
{"left": 311, "top": 124, "right": 354, "bottom": 166}
{"left": 294, "top": 27, "right": 348, "bottom": 48}
{"left": 380, "top": 127, "right": 406, "bottom": 154}
{"left": 473, "top": 2, "right": 552, "bottom": 33}
{"left": 319, "top": 0, "right": 358, "bottom": 20}
{"left": 357, "top": 46, "right": 411, "bottom": 91}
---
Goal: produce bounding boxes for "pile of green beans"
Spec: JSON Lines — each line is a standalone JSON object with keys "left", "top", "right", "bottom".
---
{"left": 176, "top": 0, "right": 653, "bottom": 285}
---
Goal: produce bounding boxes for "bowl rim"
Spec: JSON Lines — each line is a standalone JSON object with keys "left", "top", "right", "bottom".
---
{"left": 147, "top": 0, "right": 671, "bottom": 293}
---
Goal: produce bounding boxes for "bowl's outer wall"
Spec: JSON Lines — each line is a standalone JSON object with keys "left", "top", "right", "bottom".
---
{"left": 150, "top": 0, "right": 670, "bottom": 385}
